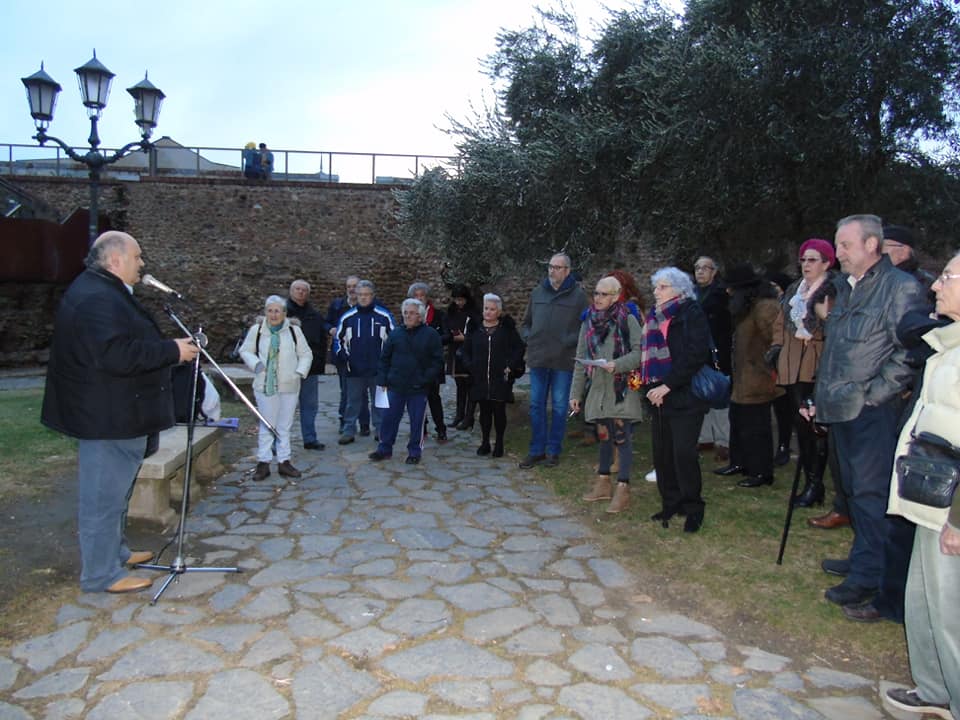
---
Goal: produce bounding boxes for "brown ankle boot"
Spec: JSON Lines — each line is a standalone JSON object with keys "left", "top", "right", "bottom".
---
{"left": 253, "top": 462, "right": 270, "bottom": 481}
{"left": 278, "top": 460, "right": 301, "bottom": 478}
{"left": 582, "top": 475, "right": 613, "bottom": 502}
{"left": 606, "top": 482, "right": 630, "bottom": 513}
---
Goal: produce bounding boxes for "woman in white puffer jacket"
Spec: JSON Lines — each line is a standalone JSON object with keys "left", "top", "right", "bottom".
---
{"left": 240, "top": 295, "right": 312, "bottom": 481}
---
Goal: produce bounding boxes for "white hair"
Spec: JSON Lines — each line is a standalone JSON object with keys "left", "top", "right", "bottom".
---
{"left": 401, "top": 297, "right": 427, "bottom": 320}
{"left": 483, "top": 293, "right": 503, "bottom": 310}
{"left": 264, "top": 294, "right": 286, "bottom": 309}
{"left": 650, "top": 267, "right": 696, "bottom": 300}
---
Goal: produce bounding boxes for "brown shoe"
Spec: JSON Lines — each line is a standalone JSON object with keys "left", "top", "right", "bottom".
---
{"left": 126, "top": 551, "right": 154, "bottom": 565}
{"left": 278, "top": 460, "right": 301, "bottom": 478}
{"left": 606, "top": 482, "right": 630, "bottom": 514}
{"left": 714, "top": 445, "right": 730, "bottom": 462}
{"left": 253, "top": 462, "right": 271, "bottom": 481}
{"left": 808, "top": 510, "right": 851, "bottom": 529}
{"left": 106, "top": 576, "right": 153, "bottom": 594}
{"left": 583, "top": 475, "right": 613, "bottom": 502}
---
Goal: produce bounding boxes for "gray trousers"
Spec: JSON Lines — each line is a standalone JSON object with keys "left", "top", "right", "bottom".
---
{"left": 905, "top": 524, "right": 960, "bottom": 717}
{"left": 698, "top": 407, "right": 729, "bottom": 447}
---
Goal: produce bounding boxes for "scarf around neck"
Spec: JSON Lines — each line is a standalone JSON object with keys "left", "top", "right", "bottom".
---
{"left": 585, "top": 301, "right": 631, "bottom": 402}
{"left": 788, "top": 276, "right": 824, "bottom": 340}
{"left": 640, "top": 297, "right": 683, "bottom": 384}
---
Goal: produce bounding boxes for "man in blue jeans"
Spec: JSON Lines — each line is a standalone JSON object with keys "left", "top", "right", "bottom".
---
{"left": 286, "top": 279, "right": 329, "bottom": 451}
{"left": 519, "top": 253, "right": 589, "bottom": 468}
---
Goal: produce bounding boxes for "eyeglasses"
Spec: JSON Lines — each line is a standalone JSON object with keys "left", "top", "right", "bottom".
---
{"left": 936, "top": 272, "right": 960, "bottom": 284}
{"left": 593, "top": 291, "right": 617, "bottom": 297}
{"left": 694, "top": 264, "right": 715, "bottom": 271}
{"left": 799, "top": 257, "right": 825, "bottom": 264}
{"left": 548, "top": 264, "right": 569, "bottom": 271}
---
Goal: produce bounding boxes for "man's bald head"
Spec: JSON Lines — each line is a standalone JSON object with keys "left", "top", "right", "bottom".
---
{"left": 85, "top": 231, "right": 143, "bottom": 286}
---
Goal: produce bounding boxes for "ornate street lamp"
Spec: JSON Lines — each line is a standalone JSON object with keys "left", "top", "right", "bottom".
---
{"left": 21, "top": 51, "right": 165, "bottom": 245}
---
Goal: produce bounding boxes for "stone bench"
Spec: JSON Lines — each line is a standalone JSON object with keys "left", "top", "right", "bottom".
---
{"left": 129, "top": 425, "right": 224, "bottom": 526}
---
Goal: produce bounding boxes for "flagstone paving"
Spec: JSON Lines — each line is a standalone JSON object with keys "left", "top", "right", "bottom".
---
{"left": 0, "top": 380, "right": 898, "bottom": 719}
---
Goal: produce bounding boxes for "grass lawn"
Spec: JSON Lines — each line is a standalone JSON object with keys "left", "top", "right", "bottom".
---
{"left": 0, "top": 389, "right": 76, "bottom": 502}
{"left": 502, "top": 405, "right": 910, "bottom": 682}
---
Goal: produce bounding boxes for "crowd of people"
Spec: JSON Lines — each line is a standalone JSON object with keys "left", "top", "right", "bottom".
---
{"left": 40, "top": 221, "right": 958, "bottom": 719}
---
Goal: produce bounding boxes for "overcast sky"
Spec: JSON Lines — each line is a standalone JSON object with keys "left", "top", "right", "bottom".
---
{"left": 2, "top": 0, "right": 680, "bottom": 180}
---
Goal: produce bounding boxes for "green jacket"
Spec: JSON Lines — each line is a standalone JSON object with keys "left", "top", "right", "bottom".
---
{"left": 570, "top": 314, "right": 644, "bottom": 422}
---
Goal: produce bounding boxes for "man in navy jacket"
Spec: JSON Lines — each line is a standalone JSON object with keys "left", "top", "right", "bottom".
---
{"left": 336, "top": 279, "right": 394, "bottom": 444}
{"left": 42, "top": 231, "right": 198, "bottom": 593}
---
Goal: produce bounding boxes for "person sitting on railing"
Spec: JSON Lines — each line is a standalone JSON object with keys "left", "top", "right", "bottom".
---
{"left": 242, "top": 142, "right": 262, "bottom": 179}
{"left": 259, "top": 142, "right": 274, "bottom": 180}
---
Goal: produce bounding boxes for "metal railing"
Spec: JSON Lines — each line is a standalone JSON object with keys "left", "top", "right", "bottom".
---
{"left": 1, "top": 142, "right": 461, "bottom": 185}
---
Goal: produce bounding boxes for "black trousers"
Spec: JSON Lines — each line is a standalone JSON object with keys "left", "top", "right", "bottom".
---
{"left": 651, "top": 407, "right": 706, "bottom": 515}
{"left": 786, "top": 382, "right": 827, "bottom": 478}
{"left": 773, "top": 391, "right": 794, "bottom": 449}
{"left": 424, "top": 382, "right": 446, "bottom": 434}
{"left": 729, "top": 401, "right": 773, "bottom": 477}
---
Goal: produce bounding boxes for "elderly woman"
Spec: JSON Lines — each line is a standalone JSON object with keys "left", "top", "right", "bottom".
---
{"left": 462, "top": 293, "right": 526, "bottom": 457}
{"left": 884, "top": 253, "right": 960, "bottom": 720}
{"left": 372, "top": 298, "right": 444, "bottom": 464}
{"left": 641, "top": 267, "right": 712, "bottom": 532}
{"left": 769, "top": 239, "right": 835, "bottom": 506}
{"left": 240, "top": 295, "right": 313, "bottom": 481}
{"left": 570, "top": 276, "right": 644, "bottom": 513}
{"left": 409, "top": 282, "right": 449, "bottom": 442}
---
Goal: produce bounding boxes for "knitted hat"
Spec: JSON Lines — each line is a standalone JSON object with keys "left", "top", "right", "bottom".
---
{"left": 798, "top": 238, "right": 836, "bottom": 266}
{"left": 883, "top": 225, "right": 915, "bottom": 248}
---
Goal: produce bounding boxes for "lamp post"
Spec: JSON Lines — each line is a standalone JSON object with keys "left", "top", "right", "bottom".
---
{"left": 21, "top": 51, "right": 165, "bottom": 245}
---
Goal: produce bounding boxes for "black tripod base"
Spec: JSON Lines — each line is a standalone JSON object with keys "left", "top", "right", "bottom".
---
{"left": 134, "top": 562, "right": 242, "bottom": 605}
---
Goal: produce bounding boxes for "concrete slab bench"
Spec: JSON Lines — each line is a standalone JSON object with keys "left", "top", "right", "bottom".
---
{"left": 129, "top": 425, "right": 224, "bottom": 526}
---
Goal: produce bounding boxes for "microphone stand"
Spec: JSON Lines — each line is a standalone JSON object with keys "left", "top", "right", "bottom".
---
{"left": 136, "top": 303, "right": 278, "bottom": 605}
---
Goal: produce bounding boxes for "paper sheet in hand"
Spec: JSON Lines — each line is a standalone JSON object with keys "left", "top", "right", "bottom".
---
{"left": 375, "top": 386, "right": 390, "bottom": 409}
{"left": 575, "top": 357, "right": 608, "bottom": 368}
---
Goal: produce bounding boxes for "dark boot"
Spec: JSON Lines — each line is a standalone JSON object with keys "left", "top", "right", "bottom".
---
{"left": 457, "top": 400, "right": 475, "bottom": 430}
{"left": 773, "top": 443, "right": 791, "bottom": 466}
{"left": 492, "top": 434, "right": 504, "bottom": 458}
{"left": 793, "top": 473, "right": 825, "bottom": 507}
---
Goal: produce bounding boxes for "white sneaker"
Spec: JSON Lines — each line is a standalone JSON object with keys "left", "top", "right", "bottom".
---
{"left": 645, "top": 469, "right": 657, "bottom": 482}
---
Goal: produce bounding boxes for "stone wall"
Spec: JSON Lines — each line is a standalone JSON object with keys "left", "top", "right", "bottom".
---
{"left": 1, "top": 175, "right": 668, "bottom": 366}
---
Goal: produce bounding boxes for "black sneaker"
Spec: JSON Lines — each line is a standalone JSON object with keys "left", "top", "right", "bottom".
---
{"left": 359, "top": 427, "right": 371, "bottom": 437}
{"left": 518, "top": 454, "right": 546, "bottom": 469}
{"left": 369, "top": 450, "right": 391, "bottom": 461}
{"left": 885, "top": 688, "right": 952, "bottom": 719}
{"left": 303, "top": 442, "right": 325, "bottom": 451}
{"left": 405, "top": 455, "right": 420, "bottom": 465}
{"left": 544, "top": 454, "right": 560, "bottom": 467}
{"left": 338, "top": 434, "right": 355, "bottom": 445}
{"left": 821, "top": 558, "right": 850, "bottom": 577}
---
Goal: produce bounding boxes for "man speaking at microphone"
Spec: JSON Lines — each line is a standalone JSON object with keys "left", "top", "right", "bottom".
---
{"left": 42, "top": 231, "right": 199, "bottom": 594}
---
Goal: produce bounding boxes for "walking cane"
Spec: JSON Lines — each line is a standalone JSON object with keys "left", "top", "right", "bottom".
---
{"left": 777, "top": 453, "right": 805, "bottom": 564}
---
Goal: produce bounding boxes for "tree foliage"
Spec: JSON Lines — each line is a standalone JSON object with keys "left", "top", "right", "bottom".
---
{"left": 397, "top": 0, "right": 960, "bottom": 284}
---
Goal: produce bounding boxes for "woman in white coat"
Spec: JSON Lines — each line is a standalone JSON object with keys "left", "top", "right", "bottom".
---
{"left": 240, "top": 295, "right": 313, "bottom": 480}
{"left": 885, "top": 253, "right": 960, "bottom": 720}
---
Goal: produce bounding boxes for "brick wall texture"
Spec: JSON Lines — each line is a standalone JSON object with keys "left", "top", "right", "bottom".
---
{"left": 2, "top": 175, "right": 667, "bottom": 366}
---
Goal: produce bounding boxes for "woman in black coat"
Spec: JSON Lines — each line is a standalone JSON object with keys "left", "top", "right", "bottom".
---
{"left": 462, "top": 293, "right": 526, "bottom": 457}
{"left": 446, "top": 284, "right": 481, "bottom": 429}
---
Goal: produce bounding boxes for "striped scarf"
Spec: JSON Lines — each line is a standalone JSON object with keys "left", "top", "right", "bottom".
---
{"left": 264, "top": 323, "right": 282, "bottom": 396}
{"left": 585, "top": 301, "right": 631, "bottom": 402}
{"left": 640, "top": 297, "right": 682, "bottom": 384}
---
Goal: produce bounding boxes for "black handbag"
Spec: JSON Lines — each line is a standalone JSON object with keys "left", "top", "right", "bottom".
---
{"left": 690, "top": 347, "right": 731, "bottom": 409}
{"left": 896, "top": 431, "right": 960, "bottom": 509}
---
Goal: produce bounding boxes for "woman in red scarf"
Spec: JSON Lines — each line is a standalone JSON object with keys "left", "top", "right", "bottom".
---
{"left": 570, "top": 276, "right": 644, "bottom": 513}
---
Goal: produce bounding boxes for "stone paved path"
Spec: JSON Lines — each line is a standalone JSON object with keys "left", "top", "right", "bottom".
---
{"left": 1, "top": 379, "right": 899, "bottom": 719}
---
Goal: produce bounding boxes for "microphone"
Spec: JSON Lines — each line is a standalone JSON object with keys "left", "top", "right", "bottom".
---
{"left": 142, "top": 274, "right": 185, "bottom": 300}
